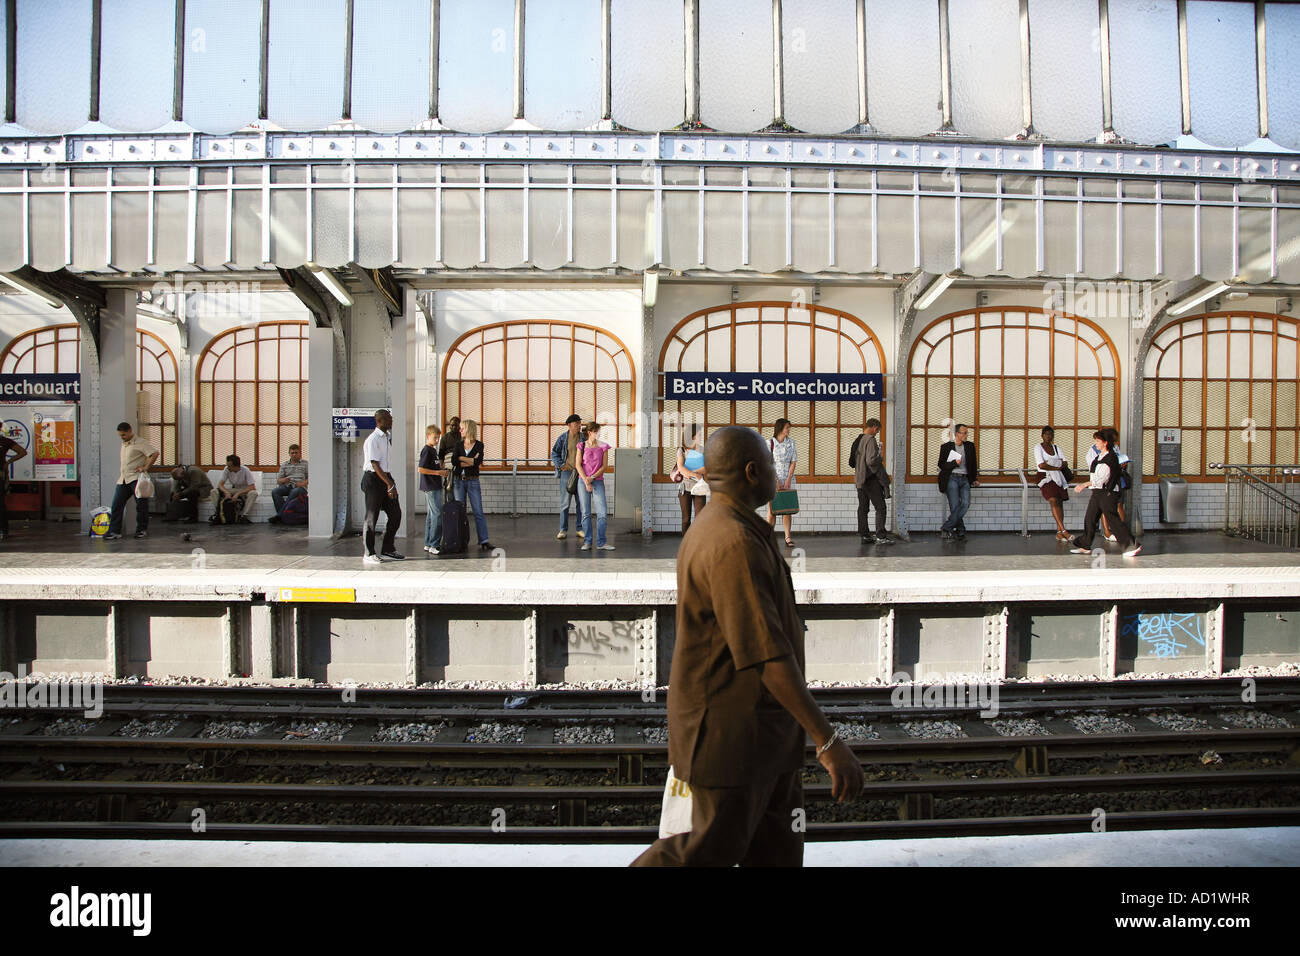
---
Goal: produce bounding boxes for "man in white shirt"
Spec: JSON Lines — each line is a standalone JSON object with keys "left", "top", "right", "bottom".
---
{"left": 362, "top": 408, "right": 403, "bottom": 564}
{"left": 105, "top": 421, "right": 158, "bottom": 539}
{"left": 216, "top": 454, "right": 258, "bottom": 523}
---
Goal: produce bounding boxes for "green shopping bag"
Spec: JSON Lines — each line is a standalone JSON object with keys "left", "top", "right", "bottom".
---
{"left": 770, "top": 489, "right": 800, "bottom": 515}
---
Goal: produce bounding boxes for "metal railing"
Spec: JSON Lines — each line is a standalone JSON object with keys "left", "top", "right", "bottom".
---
{"left": 943, "top": 468, "right": 1032, "bottom": 538}
{"left": 1210, "top": 463, "right": 1300, "bottom": 549}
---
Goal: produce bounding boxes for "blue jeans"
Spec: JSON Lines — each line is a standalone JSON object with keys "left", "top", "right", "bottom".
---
{"left": 424, "top": 489, "right": 444, "bottom": 549}
{"left": 942, "top": 476, "right": 971, "bottom": 533}
{"left": 108, "top": 480, "right": 149, "bottom": 535}
{"left": 578, "top": 478, "right": 607, "bottom": 547}
{"left": 557, "top": 471, "right": 585, "bottom": 532}
{"left": 272, "top": 484, "right": 306, "bottom": 515}
{"left": 454, "top": 478, "right": 490, "bottom": 545}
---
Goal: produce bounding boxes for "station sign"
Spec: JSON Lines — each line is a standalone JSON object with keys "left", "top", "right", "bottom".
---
{"left": 0, "top": 373, "right": 81, "bottom": 402}
{"left": 332, "top": 407, "right": 380, "bottom": 439}
{"left": 663, "top": 372, "right": 883, "bottom": 401}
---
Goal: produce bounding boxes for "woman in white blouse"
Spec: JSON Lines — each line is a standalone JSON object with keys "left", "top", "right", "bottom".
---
{"left": 1086, "top": 439, "right": 1131, "bottom": 542}
{"left": 1070, "top": 428, "right": 1141, "bottom": 557}
{"left": 1034, "top": 426, "right": 1072, "bottom": 540}
{"left": 766, "top": 417, "right": 798, "bottom": 548}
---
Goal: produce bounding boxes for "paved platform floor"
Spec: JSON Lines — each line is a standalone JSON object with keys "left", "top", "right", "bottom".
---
{"left": 4, "top": 827, "right": 1297, "bottom": 866}
{"left": 0, "top": 516, "right": 1296, "bottom": 575}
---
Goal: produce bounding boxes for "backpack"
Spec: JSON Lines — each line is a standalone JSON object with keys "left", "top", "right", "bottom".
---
{"left": 848, "top": 433, "right": 864, "bottom": 469}
{"left": 281, "top": 493, "right": 308, "bottom": 525}
{"left": 212, "top": 496, "right": 240, "bottom": 525}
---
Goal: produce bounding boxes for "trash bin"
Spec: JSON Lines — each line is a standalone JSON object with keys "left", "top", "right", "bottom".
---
{"left": 1159, "top": 477, "right": 1188, "bottom": 523}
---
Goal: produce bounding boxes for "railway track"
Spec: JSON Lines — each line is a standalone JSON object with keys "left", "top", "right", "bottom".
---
{"left": 2, "top": 676, "right": 1298, "bottom": 843}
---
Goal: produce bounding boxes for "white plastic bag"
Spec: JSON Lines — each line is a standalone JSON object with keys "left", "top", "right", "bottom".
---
{"left": 689, "top": 479, "right": 710, "bottom": 497}
{"left": 134, "top": 472, "right": 154, "bottom": 498}
{"left": 658, "top": 765, "right": 693, "bottom": 839}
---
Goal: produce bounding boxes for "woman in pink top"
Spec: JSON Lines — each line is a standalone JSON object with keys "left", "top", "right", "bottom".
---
{"left": 577, "top": 421, "right": 614, "bottom": 551}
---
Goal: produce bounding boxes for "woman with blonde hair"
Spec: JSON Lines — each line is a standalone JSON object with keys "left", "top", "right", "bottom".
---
{"left": 453, "top": 419, "right": 493, "bottom": 551}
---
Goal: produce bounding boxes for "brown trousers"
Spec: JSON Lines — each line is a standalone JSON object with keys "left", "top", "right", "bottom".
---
{"left": 630, "top": 771, "right": 804, "bottom": 867}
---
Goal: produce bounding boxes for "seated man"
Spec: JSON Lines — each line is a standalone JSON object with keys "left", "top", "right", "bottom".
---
{"left": 214, "top": 454, "right": 258, "bottom": 524}
{"left": 167, "top": 464, "right": 213, "bottom": 522}
{"left": 268, "top": 443, "right": 308, "bottom": 523}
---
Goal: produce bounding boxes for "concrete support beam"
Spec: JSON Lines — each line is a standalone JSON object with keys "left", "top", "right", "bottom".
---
{"left": 87, "top": 289, "right": 139, "bottom": 531}
{"left": 249, "top": 604, "right": 275, "bottom": 679}
{"left": 307, "top": 325, "right": 336, "bottom": 539}
{"left": 106, "top": 604, "right": 125, "bottom": 679}
{"left": 1208, "top": 601, "right": 1225, "bottom": 676}
{"left": 222, "top": 604, "right": 240, "bottom": 679}
{"left": 405, "top": 608, "right": 419, "bottom": 685}
{"left": 982, "top": 605, "right": 1009, "bottom": 680}
{"left": 635, "top": 610, "right": 657, "bottom": 690}
{"left": 390, "top": 307, "right": 415, "bottom": 521}
{"left": 639, "top": 300, "right": 656, "bottom": 538}
{"left": 877, "top": 607, "right": 895, "bottom": 679}
{"left": 524, "top": 609, "right": 539, "bottom": 689}
{"left": 1102, "top": 604, "right": 1119, "bottom": 678}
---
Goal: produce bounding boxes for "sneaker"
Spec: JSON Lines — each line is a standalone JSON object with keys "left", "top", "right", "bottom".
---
{"left": 580, "top": 543, "right": 591, "bottom": 551}
{"left": 1123, "top": 543, "right": 1143, "bottom": 558}
{"left": 598, "top": 544, "right": 616, "bottom": 551}
{"left": 134, "top": 530, "right": 147, "bottom": 539}
{"left": 1106, "top": 534, "right": 1118, "bottom": 542}
{"left": 381, "top": 551, "right": 405, "bottom": 560}
{"left": 872, "top": 535, "right": 895, "bottom": 546}
{"left": 103, "top": 532, "right": 122, "bottom": 540}
{"left": 577, "top": 530, "right": 585, "bottom": 540}
{"left": 556, "top": 531, "right": 567, "bottom": 540}
{"left": 428, "top": 546, "right": 440, "bottom": 555}
{"left": 1070, "top": 546, "right": 1091, "bottom": 555}
{"left": 363, "top": 553, "right": 382, "bottom": 565}
{"left": 238, "top": 515, "right": 251, "bottom": 524}
{"left": 479, "top": 541, "right": 494, "bottom": 551}
{"left": 939, "top": 530, "right": 952, "bottom": 540}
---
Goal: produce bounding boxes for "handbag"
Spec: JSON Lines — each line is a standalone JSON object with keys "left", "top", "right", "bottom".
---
{"left": 1055, "top": 446, "right": 1075, "bottom": 483}
{"left": 659, "top": 766, "right": 693, "bottom": 839}
{"left": 566, "top": 468, "right": 578, "bottom": 495}
{"left": 771, "top": 489, "right": 799, "bottom": 515}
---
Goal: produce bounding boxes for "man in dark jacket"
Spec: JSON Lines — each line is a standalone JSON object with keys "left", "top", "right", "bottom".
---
{"left": 550, "top": 413, "right": 586, "bottom": 540}
{"left": 852, "top": 419, "right": 893, "bottom": 545}
{"left": 937, "top": 424, "right": 979, "bottom": 540}
{"left": 168, "top": 464, "right": 213, "bottom": 522}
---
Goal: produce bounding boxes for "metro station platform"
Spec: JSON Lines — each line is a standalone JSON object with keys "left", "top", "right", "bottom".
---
{"left": 4, "top": 826, "right": 1298, "bottom": 867}
{"left": 1, "top": 519, "right": 1297, "bottom": 687}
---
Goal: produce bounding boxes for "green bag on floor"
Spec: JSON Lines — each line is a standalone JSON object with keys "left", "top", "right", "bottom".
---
{"left": 771, "top": 490, "right": 799, "bottom": 515}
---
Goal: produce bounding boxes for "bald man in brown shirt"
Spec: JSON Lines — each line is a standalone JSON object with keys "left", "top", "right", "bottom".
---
{"left": 632, "top": 426, "right": 864, "bottom": 867}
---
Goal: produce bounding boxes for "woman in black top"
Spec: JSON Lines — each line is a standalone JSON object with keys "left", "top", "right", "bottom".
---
{"left": 453, "top": 419, "right": 492, "bottom": 550}
{"left": 1070, "top": 429, "right": 1140, "bottom": 556}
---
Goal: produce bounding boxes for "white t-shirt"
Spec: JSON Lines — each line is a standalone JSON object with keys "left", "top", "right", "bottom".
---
{"left": 220, "top": 465, "right": 255, "bottom": 491}
{"left": 363, "top": 427, "right": 392, "bottom": 474}
{"left": 1034, "top": 443, "right": 1068, "bottom": 488}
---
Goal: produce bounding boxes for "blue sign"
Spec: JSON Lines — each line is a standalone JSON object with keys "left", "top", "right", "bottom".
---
{"left": 0, "top": 373, "right": 81, "bottom": 401}
{"left": 663, "top": 372, "right": 883, "bottom": 401}
{"left": 332, "top": 409, "right": 378, "bottom": 438}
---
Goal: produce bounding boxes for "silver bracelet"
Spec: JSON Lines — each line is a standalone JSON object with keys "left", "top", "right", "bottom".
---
{"left": 816, "top": 729, "right": 840, "bottom": 758}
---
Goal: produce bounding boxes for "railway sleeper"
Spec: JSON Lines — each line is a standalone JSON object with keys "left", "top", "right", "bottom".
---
{"left": 617, "top": 754, "right": 644, "bottom": 785}
{"left": 557, "top": 798, "right": 587, "bottom": 827}
{"left": 899, "top": 793, "right": 934, "bottom": 821}
{"left": 1014, "top": 746, "right": 1050, "bottom": 776}
{"left": 94, "top": 793, "right": 139, "bottom": 823}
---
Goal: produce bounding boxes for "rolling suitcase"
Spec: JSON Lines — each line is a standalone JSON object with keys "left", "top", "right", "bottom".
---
{"left": 440, "top": 494, "right": 469, "bottom": 554}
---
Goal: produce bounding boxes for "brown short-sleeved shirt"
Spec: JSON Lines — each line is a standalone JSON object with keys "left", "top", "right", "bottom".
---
{"left": 668, "top": 491, "right": 806, "bottom": 787}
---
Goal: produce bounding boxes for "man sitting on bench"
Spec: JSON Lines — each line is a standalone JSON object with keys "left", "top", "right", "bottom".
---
{"left": 214, "top": 454, "right": 258, "bottom": 524}
{"left": 167, "top": 464, "right": 212, "bottom": 522}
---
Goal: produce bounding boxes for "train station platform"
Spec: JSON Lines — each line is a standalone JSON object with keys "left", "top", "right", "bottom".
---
{"left": 4, "top": 826, "right": 1298, "bottom": 867}
{"left": 1, "top": 519, "right": 1298, "bottom": 688}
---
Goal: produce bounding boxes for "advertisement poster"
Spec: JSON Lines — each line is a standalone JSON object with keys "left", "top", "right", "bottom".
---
{"left": 1, "top": 411, "right": 33, "bottom": 481}
{"left": 32, "top": 406, "right": 77, "bottom": 480}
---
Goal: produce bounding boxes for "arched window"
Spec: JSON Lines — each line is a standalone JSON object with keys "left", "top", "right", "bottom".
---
{"left": 658, "top": 303, "right": 887, "bottom": 480}
{"left": 443, "top": 321, "right": 636, "bottom": 469}
{"left": 908, "top": 308, "right": 1120, "bottom": 480}
{"left": 1144, "top": 312, "right": 1299, "bottom": 479}
{"left": 196, "top": 322, "right": 309, "bottom": 470}
{"left": 0, "top": 323, "right": 179, "bottom": 466}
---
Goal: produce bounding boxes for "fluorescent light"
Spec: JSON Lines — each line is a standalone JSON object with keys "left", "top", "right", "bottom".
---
{"left": 1167, "top": 281, "right": 1230, "bottom": 316}
{"left": 642, "top": 269, "right": 658, "bottom": 308}
{"left": 305, "top": 262, "right": 354, "bottom": 307}
{"left": 0, "top": 272, "right": 63, "bottom": 309}
{"left": 915, "top": 273, "right": 956, "bottom": 311}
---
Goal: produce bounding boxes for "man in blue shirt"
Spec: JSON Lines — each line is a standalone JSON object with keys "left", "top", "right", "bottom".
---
{"left": 550, "top": 413, "right": 586, "bottom": 540}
